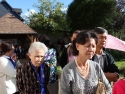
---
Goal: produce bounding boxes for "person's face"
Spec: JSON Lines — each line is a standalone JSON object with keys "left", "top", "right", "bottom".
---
{"left": 71, "top": 33, "right": 77, "bottom": 42}
{"left": 76, "top": 38, "right": 96, "bottom": 59}
{"left": 97, "top": 32, "right": 108, "bottom": 48}
{"left": 28, "top": 49, "right": 45, "bottom": 67}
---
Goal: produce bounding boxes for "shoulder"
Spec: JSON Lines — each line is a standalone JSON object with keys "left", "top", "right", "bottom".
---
{"left": 89, "top": 60, "right": 99, "bottom": 66}
{"left": 17, "top": 62, "right": 30, "bottom": 71}
{"left": 114, "top": 79, "right": 125, "bottom": 87}
{"left": 62, "top": 60, "right": 77, "bottom": 76}
{"left": 0, "top": 56, "right": 7, "bottom": 61}
{"left": 104, "top": 51, "right": 113, "bottom": 58}
{"left": 103, "top": 51, "right": 115, "bottom": 62}
{"left": 48, "top": 48, "right": 56, "bottom": 52}
{"left": 64, "top": 43, "right": 71, "bottom": 48}
{"left": 17, "top": 62, "right": 35, "bottom": 79}
{"left": 61, "top": 60, "right": 76, "bottom": 80}
{"left": 45, "top": 48, "right": 56, "bottom": 56}
{"left": 44, "top": 49, "right": 57, "bottom": 61}
{"left": 0, "top": 56, "right": 9, "bottom": 65}
{"left": 63, "top": 60, "right": 76, "bottom": 69}
{"left": 89, "top": 60, "right": 101, "bottom": 70}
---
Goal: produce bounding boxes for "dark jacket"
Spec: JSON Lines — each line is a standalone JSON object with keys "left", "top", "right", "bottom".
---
{"left": 60, "top": 43, "right": 71, "bottom": 68}
{"left": 92, "top": 51, "right": 119, "bottom": 75}
{"left": 16, "top": 62, "right": 50, "bottom": 94}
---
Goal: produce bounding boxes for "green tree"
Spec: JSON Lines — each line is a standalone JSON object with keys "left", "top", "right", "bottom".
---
{"left": 67, "top": 0, "right": 117, "bottom": 33}
{"left": 24, "top": 0, "right": 70, "bottom": 34}
{"left": 113, "top": 0, "right": 125, "bottom": 35}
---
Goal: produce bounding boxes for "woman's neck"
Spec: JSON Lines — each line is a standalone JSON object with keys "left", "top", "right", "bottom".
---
{"left": 4, "top": 53, "right": 10, "bottom": 57}
{"left": 34, "top": 66, "right": 39, "bottom": 71}
{"left": 76, "top": 56, "right": 88, "bottom": 66}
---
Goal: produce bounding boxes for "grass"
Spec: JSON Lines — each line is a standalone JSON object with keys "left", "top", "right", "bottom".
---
{"left": 115, "top": 60, "right": 125, "bottom": 77}
{"left": 115, "top": 60, "right": 125, "bottom": 69}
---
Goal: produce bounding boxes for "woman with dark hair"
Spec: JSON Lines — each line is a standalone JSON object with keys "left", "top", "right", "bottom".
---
{"left": 60, "top": 30, "right": 81, "bottom": 68}
{"left": 0, "top": 41, "right": 18, "bottom": 94}
{"left": 38, "top": 34, "right": 59, "bottom": 83}
{"left": 60, "top": 31, "right": 112, "bottom": 94}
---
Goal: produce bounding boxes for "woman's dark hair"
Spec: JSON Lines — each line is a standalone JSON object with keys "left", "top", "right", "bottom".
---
{"left": 0, "top": 41, "right": 13, "bottom": 53}
{"left": 72, "top": 30, "right": 98, "bottom": 56}
{"left": 93, "top": 27, "right": 108, "bottom": 34}
{"left": 70, "top": 30, "right": 81, "bottom": 37}
{"left": 38, "top": 34, "right": 59, "bottom": 61}
{"left": 38, "top": 34, "right": 51, "bottom": 48}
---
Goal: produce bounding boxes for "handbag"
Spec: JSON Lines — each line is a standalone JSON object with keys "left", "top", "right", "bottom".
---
{"left": 96, "top": 79, "right": 106, "bottom": 94}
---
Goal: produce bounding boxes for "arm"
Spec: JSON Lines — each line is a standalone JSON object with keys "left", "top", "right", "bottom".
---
{"left": 105, "top": 53, "right": 119, "bottom": 82}
{"left": 104, "top": 72, "right": 118, "bottom": 82}
{"left": 99, "top": 66, "right": 112, "bottom": 94}
{"left": 60, "top": 68, "right": 71, "bottom": 94}
{"left": 0, "top": 57, "right": 16, "bottom": 77}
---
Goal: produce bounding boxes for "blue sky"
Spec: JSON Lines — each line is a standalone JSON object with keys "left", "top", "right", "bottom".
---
{"left": 5, "top": 0, "right": 73, "bottom": 16}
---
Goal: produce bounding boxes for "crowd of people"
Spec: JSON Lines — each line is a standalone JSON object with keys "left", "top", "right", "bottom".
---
{"left": 0, "top": 27, "right": 124, "bottom": 94}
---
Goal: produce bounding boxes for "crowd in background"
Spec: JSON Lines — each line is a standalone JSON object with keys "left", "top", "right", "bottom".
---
{"left": 0, "top": 27, "right": 124, "bottom": 94}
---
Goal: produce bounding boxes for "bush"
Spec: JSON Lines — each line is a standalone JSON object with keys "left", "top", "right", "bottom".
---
{"left": 106, "top": 49, "right": 125, "bottom": 61}
{"left": 115, "top": 60, "right": 125, "bottom": 77}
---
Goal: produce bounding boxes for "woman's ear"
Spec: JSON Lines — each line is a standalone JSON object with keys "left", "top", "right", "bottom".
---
{"left": 27, "top": 53, "right": 31, "bottom": 59}
{"left": 76, "top": 43, "right": 79, "bottom": 51}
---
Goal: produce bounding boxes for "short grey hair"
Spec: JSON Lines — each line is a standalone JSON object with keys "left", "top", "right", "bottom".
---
{"left": 28, "top": 42, "right": 48, "bottom": 54}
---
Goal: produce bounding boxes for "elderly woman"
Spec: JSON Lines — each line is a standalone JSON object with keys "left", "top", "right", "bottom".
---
{"left": 60, "top": 31, "right": 112, "bottom": 94}
{"left": 0, "top": 41, "right": 18, "bottom": 94}
{"left": 16, "top": 42, "right": 50, "bottom": 94}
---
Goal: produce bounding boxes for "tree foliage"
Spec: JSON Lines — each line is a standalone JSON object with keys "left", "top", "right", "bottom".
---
{"left": 113, "top": 0, "right": 125, "bottom": 32}
{"left": 24, "top": 0, "right": 70, "bottom": 34}
{"left": 67, "top": 0, "right": 117, "bottom": 33}
{"left": 113, "top": 7, "right": 125, "bottom": 32}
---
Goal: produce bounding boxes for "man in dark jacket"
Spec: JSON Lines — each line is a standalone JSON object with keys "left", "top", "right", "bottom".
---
{"left": 92, "top": 27, "right": 119, "bottom": 82}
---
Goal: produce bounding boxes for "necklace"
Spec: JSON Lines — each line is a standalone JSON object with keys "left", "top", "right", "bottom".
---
{"left": 75, "top": 59, "right": 89, "bottom": 77}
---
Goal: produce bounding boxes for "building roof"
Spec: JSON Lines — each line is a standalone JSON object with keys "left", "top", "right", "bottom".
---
{"left": 0, "top": 3, "right": 8, "bottom": 17}
{"left": 12, "top": 8, "right": 22, "bottom": 15}
{"left": 0, "top": 0, "right": 23, "bottom": 21}
{"left": 0, "top": 13, "right": 37, "bottom": 34}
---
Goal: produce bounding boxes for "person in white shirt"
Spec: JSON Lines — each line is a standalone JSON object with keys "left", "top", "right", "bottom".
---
{"left": 0, "top": 41, "right": 18, "bottom": 94}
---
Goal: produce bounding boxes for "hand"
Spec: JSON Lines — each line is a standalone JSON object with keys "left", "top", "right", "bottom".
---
{"left": 11, "top": 53, "right": 17, "bottom": 61}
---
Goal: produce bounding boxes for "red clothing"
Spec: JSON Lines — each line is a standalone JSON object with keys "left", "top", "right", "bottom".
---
{"left": 113, "top": 79, "right": 125, "bottom": 94}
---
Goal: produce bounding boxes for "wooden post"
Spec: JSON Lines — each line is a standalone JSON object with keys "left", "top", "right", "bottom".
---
{"left": 27, "top": 34, "right": 34, "bottom": 45}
